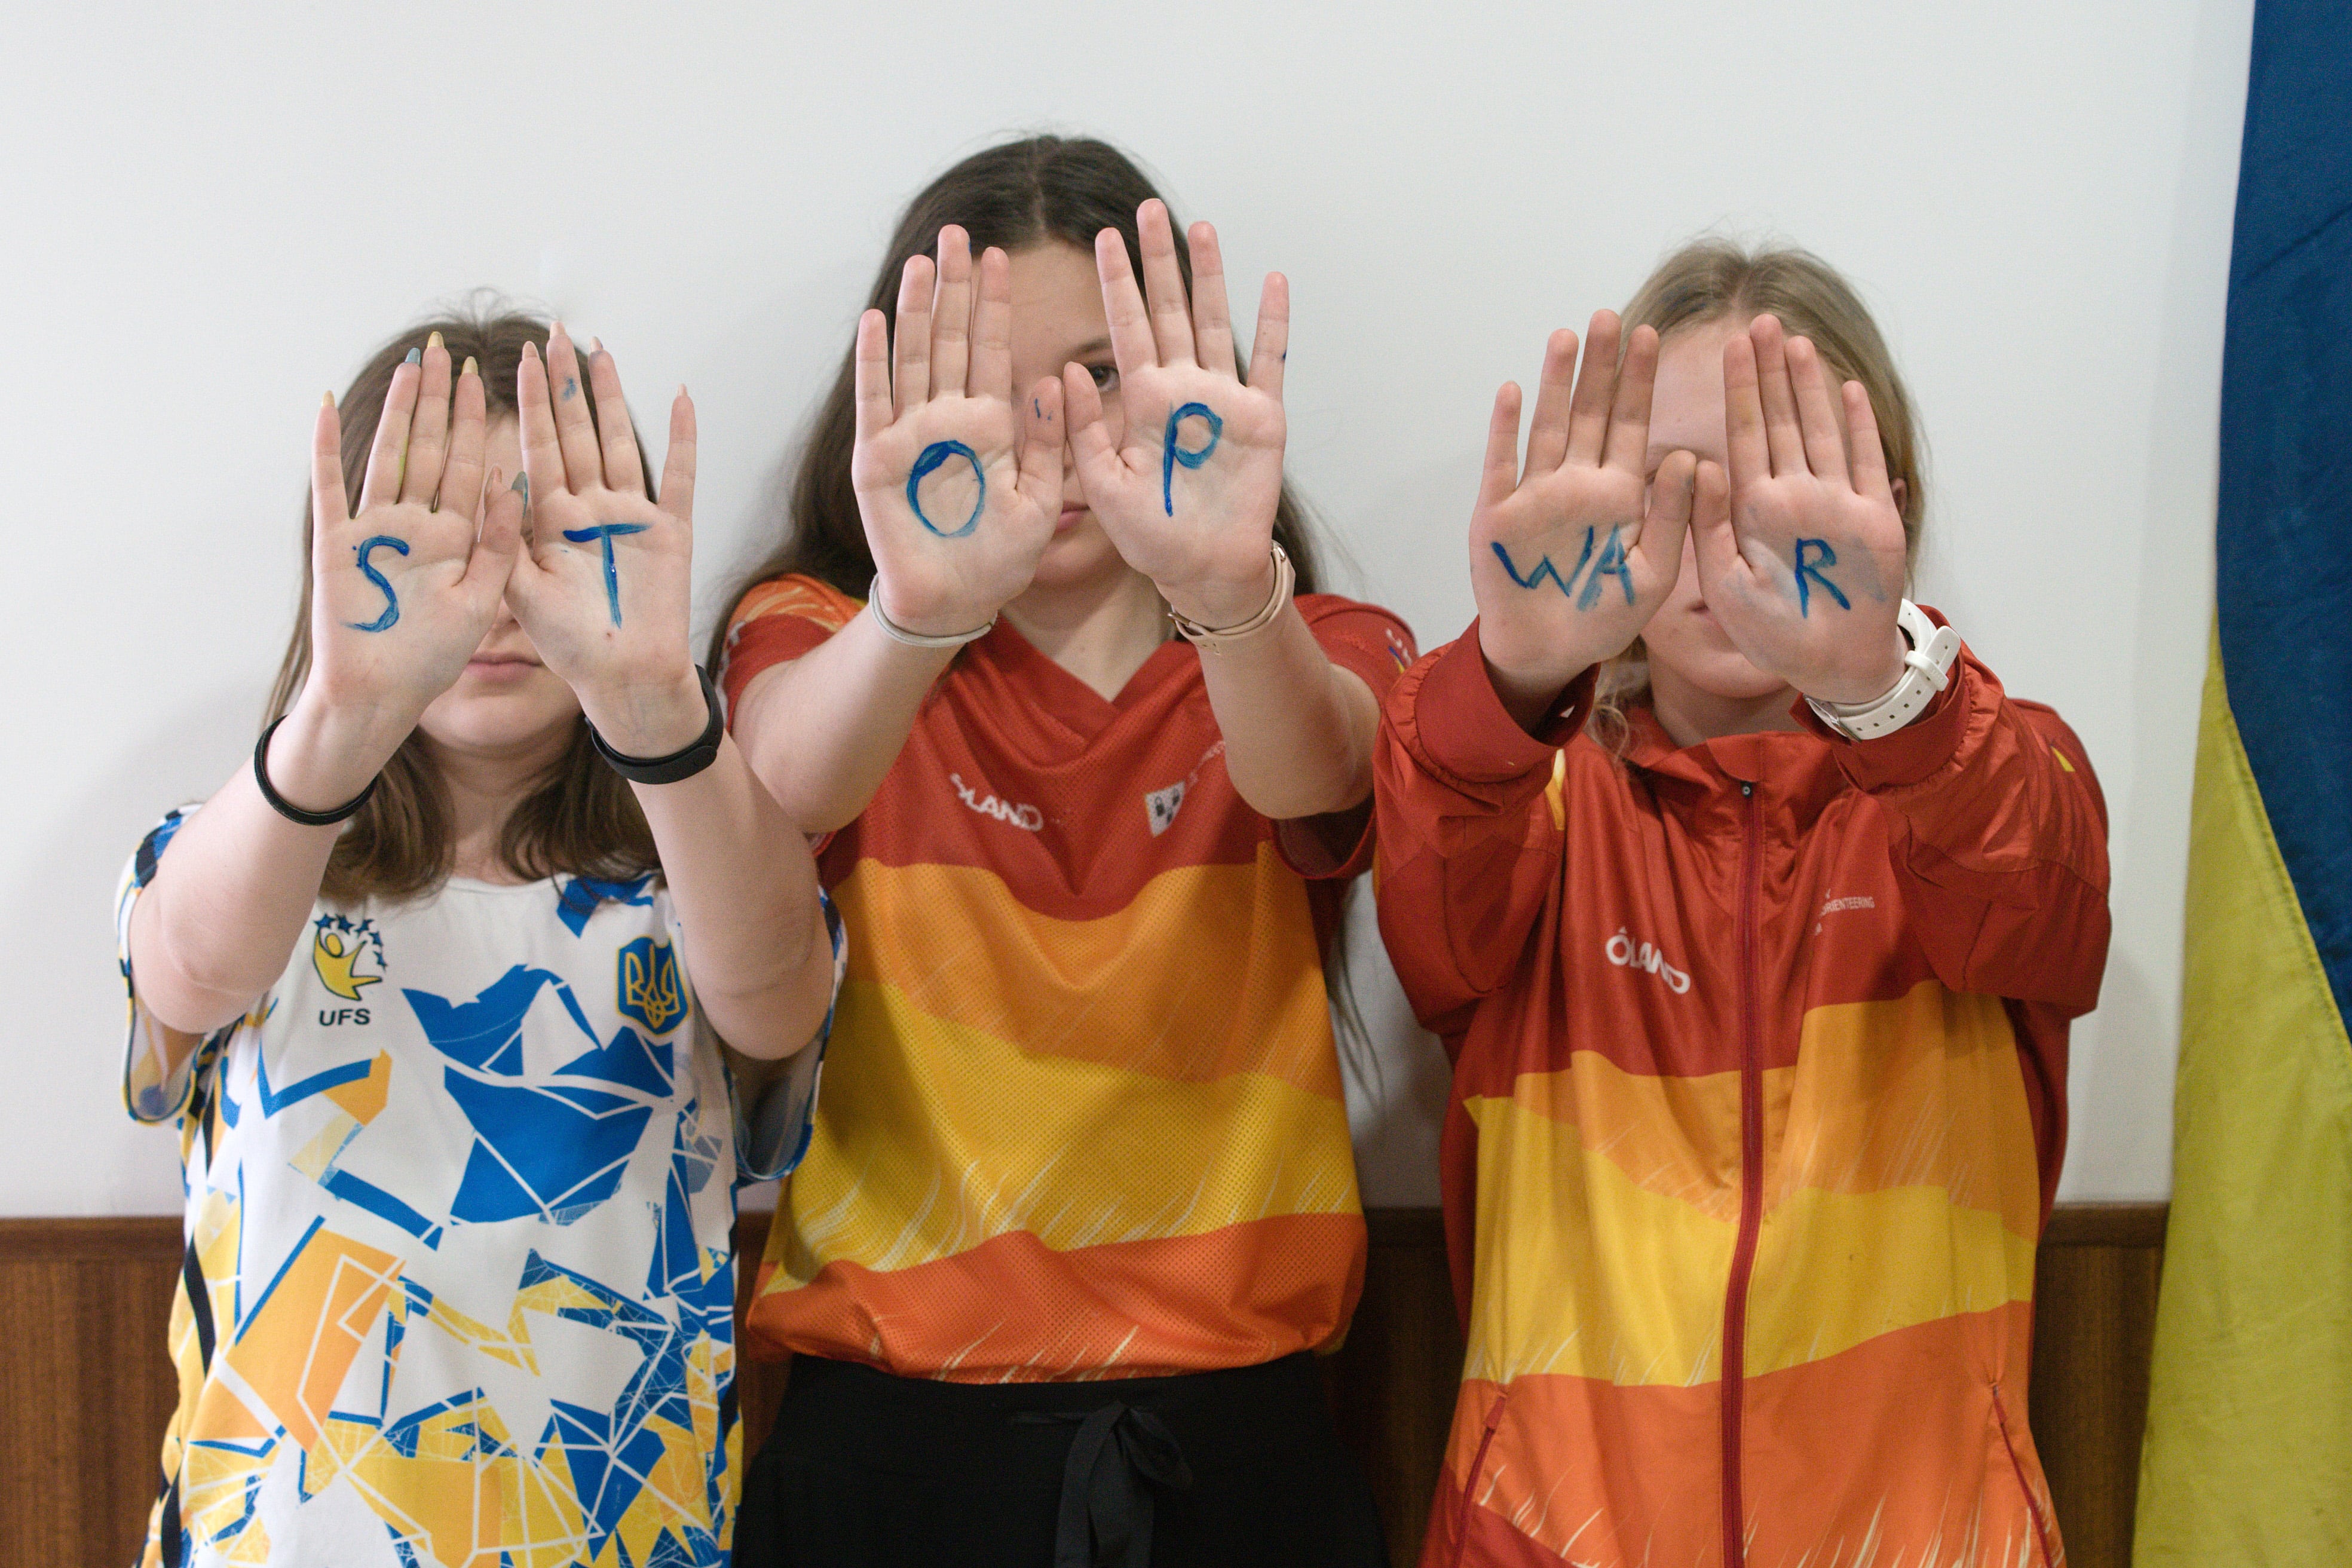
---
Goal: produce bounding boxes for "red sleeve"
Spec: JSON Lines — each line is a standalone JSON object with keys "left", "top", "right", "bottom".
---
{"left": 715, "top": 576, "right": 860, "bottom": 718}
{"left": 1371, "top": 624, "right": 1594, "bottom": 1039}
{"left": 1272, "top": 595, "right": 1419, "bottom": 881}
{"left": 1793, "top": 608, "right": 2112, "bottom": 1016}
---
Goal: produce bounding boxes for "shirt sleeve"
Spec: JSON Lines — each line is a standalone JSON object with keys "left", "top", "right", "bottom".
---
{"left": 1272, "top": 595, "right": 1421, "bottom": 881}
{"left": 1790, "top": 607, "right": 2112, "bottom": 1015}
{"left": 716, "top": 575, "right": 862, "bottom": 716}
{"left": 729, "top": 889, "right": 847, "bottom": 1183}
{"left": 118, "top": 806, "right": 232, "bottom": 1125}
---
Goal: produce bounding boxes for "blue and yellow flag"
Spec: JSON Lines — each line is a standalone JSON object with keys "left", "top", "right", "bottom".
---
{"left": 2136, "top": 1, "right": 2352, "bottom": 1560}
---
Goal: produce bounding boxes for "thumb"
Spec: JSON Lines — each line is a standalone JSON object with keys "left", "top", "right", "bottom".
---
{"left": 1639, "top": 449, "right": 1698, "bottom": 588}
{"left": 1061, "top": 362, "right": 1123, "bottom": 494}
{"left": 1686, "top": 458, "right": 1741, "bottom": 600}
{"left": 468, "top": 468, "right": 529, "bottom": 601}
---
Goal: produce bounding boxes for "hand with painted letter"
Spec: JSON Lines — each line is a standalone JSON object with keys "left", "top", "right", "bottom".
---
{"left": 1064, "top": 202, "right": 1290, "bottom": 629}
{"left": 504, "top": 326, "right": 704, "bottom": 757}
{"left": 302, "top": 338, "right": 522, "bottom": 735}
{"left": 1469, "top": 313, "right": 1705, "bottom": 717}
{"left": 851, "top": 225, "right": 1065, "bottom": 636}
{"left": 1695, "top": 315, "right": 1908, "bottom": 705}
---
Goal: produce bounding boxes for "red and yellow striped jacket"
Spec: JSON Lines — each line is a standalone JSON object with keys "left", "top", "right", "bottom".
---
{"left": 1373, "top": 615, "right": 2109, "bottom": 1567}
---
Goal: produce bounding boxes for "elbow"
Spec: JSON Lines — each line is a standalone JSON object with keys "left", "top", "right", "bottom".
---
{"left": 700, "top": 924, "right": 837, "bottom": 1062}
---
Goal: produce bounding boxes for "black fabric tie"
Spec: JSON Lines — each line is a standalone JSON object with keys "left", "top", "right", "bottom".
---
{"left": 1015, "top": 1401, "right": 1196, "bottom": 1568}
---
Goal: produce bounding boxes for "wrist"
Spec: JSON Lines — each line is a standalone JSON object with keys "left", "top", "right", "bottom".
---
{"left": 869, "top": 577, "right": 1000, "bottom": 642}
{"left": 577, "top": 667, "right": 708, "bottom": 758}
{"left": 1797, "top": 626, "right": 1910, "bottom": 708}
{"left": 1159, "top": 554, "right": 1280, "bottom": 631}
{"left": 275, "top": 691, "right": 412, "bottom": 806}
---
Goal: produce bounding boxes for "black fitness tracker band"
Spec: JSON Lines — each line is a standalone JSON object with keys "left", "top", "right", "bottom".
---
{"left": 587, "top": 665, "right": 725, "bottom": 785}
{"left": 253, "top": 716, "right": 378, "bottom": 826}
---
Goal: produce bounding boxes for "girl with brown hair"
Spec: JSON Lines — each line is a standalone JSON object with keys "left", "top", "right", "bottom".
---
{"left": 1375, "top": 242, "right": 2111, "bottom": 1566}
{"left": 117, "top": 313, "right": 841, "bottom": 1566}
{"left": 713, "top": 136, "right": 1402, "bottom": 1567}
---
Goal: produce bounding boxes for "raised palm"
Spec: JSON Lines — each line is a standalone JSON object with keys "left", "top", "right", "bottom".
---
{"left": 306, "top": 340, "right": 519, "bottom": 718}
{"left": 1065, "top": 203, "right": 1288, "bottom": 623}
{"left": 504, "top": 327, "right": 697, "bottom": 703}
{"left": 1695, "top": 316, "right": 1909, "bottom": 705}
{"left": 1470, "top": 313, "right": 1703, "bottom": 690}
{"left": 850, "top": 227, "right": 1063, "bottom": 636}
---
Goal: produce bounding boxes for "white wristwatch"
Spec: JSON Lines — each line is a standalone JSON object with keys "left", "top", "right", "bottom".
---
{"left": 1805, "top": 599, "right": 1961, "bottom": 740}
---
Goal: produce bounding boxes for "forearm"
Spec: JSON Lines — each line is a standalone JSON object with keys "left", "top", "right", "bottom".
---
{"left": 129, "top": 698, "right": 406, "bottom": 1033}
{"left": 632, "top": 736, "right": 834, "bottom": 1059}
{"left": 731, "top": 607, "right": 954, "bottom": 834}
{"left": 1192, "top": 602, "right": 1378, "bottom": 820}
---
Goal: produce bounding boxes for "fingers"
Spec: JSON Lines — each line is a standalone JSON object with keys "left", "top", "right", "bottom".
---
{"left": 660, "top": 388, "right": 698, "bottom": 524}
{"left": 1750, "top": 316, "right": 1806, "bottom": 476}
{"left": 852, "top": 310, "right": 892, "bottom": 440}
{"left": 398, "top": 335, "right": 453, "bottom": 507}
{"left": 516, "top": 341, "right": 569, "bottom": 515}
{"left": 438, "top": 357, "right": 488, "bottom": 526}
{"left": 893, "top": 252, "right": 937, "bottom": 415}
{"left": 1246, "top": 272, "right": 1289, "bottom": 403}
{"left": 1563, "top": 311, "right": 1623, "bottom": 467}
{"left": 1722, "top": 330, "right": 1771, "bottom": 496}
{"left": 969, "top": 246, "right": 1014, "bottom": 403}
{"left": 1842, "top": 381, "right": 1894, "bottom": 503}
{"left": 586, "top": 340, "right": 646, "bottom": 497}
{"left": 931, "top": 226, "right": 973, "bottom": 399}
{"left": 1137, "top": 200, "right": 1197, "bottom": 368}
{"left": 357, "top": 354, "right": 419, "bottom": 512}
{"left": 1786, "top": 336, "right": 1849, "bottom": 482}
{"left": 1187, "top": 220, "right": 1236, "bottom": 376}
{"left": 1602, "top": 325, "right": 1659, "bottom": 473}
{"left": 311, "top": 394, "right": 351, "bottom": 538}
{"left": 1061, "top": 360, "right": 1122, "bottom": 486}
{"left": 1520, "top": 328, "right": 1581, "bottom": 478}
{"left": 1096, "top": 227, "right": 1159, "bottom": 381}
{"left": 546, "top": 324, "right": 604, "bottom": 488}
{"left": 1016, "top": 376, "right": 1065, "bottom": 512}
{"left": 1687, "top": 456, "right": 1742, "bottom": 598}
{"left": 1475, "top": 382, "right": 1524, "bottom": 512}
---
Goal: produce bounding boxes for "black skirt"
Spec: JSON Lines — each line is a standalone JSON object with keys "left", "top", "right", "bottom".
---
{"left": 733, "top": 1351, "right": 1388, "bottom": 1568}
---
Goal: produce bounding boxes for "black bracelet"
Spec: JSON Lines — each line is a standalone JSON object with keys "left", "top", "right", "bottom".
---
{"left": 253, "top": 717, "right": 378, "bottom": 826}
{"left": 587, "top": 665, "right": 725, "bottom": 785}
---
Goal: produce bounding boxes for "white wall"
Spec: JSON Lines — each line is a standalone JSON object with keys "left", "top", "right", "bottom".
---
{"left": 0, "top": 0, "right": 2249, "bottom": 1214}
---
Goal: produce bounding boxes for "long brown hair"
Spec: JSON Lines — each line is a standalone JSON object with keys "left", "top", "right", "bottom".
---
{"left": 1595, "top": 238, "right": 1930, "bottom": 745}
{"left": 710, "top": 134, "right": 1327, "bottom": 663}
{"left": 265, "top": 303, "right": 659, "bottom": 902}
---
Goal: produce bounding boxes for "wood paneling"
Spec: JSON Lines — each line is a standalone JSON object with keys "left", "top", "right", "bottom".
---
{"left": 0, "top": 1205, "right": 2164, "bottom": 1568}
{"left": 0, "top": 1219, "right": 182, "bottom": 1568}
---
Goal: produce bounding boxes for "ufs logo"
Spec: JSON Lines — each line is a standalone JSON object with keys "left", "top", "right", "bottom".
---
{"left": 313, "top": 914, "right": 385, "bottom": 1025}
{"left": 618, "top": 936, "right": 685, "bottom": 1035}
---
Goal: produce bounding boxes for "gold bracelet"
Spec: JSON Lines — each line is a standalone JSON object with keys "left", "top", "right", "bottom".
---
{"left": 1166, "top": 544, "right": 1294, "bottom": 653}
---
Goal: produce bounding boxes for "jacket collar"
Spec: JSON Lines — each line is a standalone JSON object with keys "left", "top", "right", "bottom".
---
{"left": 1619, "top": 703, "right": 1849, "bottom": 829}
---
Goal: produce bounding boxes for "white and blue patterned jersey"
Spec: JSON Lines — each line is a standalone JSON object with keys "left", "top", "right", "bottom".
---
{"left": 117, "top": 806, "right": 843, "bottom": 1568}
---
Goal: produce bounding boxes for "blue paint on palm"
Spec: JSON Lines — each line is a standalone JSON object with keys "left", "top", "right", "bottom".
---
{"left": 1576, "top": 524, "right": 1635, "bottom": 611}
{"left": 1162, "top": 402, "right": 1223, "bottom": 515}
{"left": 347, "top": 535, "right": 409, "bottom": 632}
{"left": 906, "top": 440, "right": 984, "bottom": 537}
{"left": 562, "top": 523, "right": 651, "bottom": 625}
{"left": 1793, "top": 538, "right": 1851, "bottom": 616}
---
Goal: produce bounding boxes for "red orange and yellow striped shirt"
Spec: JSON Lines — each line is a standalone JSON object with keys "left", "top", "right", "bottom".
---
{"left": 721, "top": 575, "right": 1414, "bottom": 1382}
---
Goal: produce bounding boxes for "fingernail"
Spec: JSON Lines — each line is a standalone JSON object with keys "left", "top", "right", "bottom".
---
{"left": 591, "top": 336, "right": 604, "bottom": 354}
{"left": 323, "top": 391, "right": 335, "bottom": 408}
{"left": 427, "top": 330, "right": 445, "bottom": 351}
{"left": 460, "top": 356, "right": 478, "bottom": 378}
{"left": 404, "top": 347, "right": 422, "bottom": 366}
{"left": 511, "top": 473, "right": 529, "bottom": 500}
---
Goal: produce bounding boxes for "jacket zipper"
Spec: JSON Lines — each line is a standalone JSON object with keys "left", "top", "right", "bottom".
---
{"left": 1720, "top": 780, "right": 1765, "bottom": 1567}
{"left": 1990, "top": 1383, "right": 2060, "bottom": 1564}
{"left": 1449, "top": 1389, "right": 1509, "bottom": 1568}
